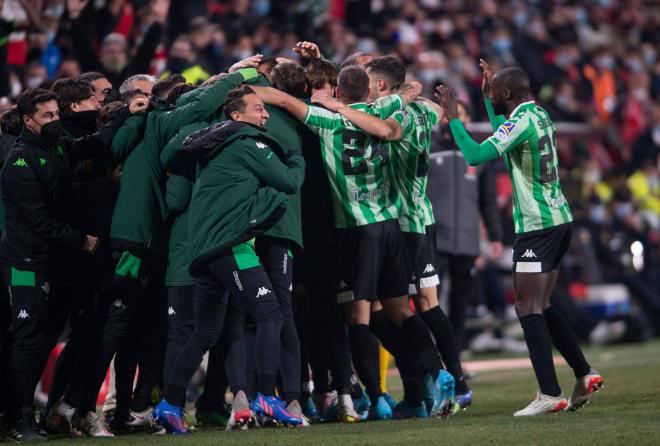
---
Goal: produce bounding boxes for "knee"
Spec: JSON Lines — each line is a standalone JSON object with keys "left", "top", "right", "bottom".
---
{"left": 252, "top": 301, "right": 283, "bottom": 325}
{"left": 514, "top": 299, "right": 542, "bottom": 318}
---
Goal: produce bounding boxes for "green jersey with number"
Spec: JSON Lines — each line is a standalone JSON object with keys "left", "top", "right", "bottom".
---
{"left": 485, "top": 101, "right": 573, "bottom": 233}
{"left": 386, "top": 100, "right": 439, "bottom": 233}
{"left": 303, "top": 95, "right": 403, "bottom": 228}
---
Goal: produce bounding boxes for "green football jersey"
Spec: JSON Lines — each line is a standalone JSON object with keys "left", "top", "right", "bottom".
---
{"left": 485, "top": 101, "right": 573, "bottom": 233}
{"left": 386, "top": 99, "right": 439, "bottom": 234}
{"left": 303, "top": 94, "right": 403, "bottom": 228}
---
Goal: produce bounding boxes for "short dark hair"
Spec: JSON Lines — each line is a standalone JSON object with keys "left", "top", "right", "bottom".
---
{"left": 51, "top": 77, "right": 94, "bottom": 118}
{"left": 79, "top": 72, "right": 109, "bottom": 86}
{"left": 166, "top": 83, "right": 195, "bottom": 105}
{"left": 152, "top": 73, "right": 187, "bottom": 99}
{"left": 341, "top": 52, "right": 371, "bottom": 70}
{"left": 0, "top": 107, "right": 22, "bottom": 136}
{"left": 305, "top": 58, "right": 338, "bottom": 90}
{"left": 337, "top": 66, "right": 369, "bottom": 103}
{"left": 16, "top": 88, "right": 57, "bottom": 118}
{"left": 270, "top": 61, "right": 307, "bottom": 98}
{"left": 365, "top": 56, "right": 406, "bottom": 90}
{"left": 224, "top": 86, "right": 256, "bottom": 120}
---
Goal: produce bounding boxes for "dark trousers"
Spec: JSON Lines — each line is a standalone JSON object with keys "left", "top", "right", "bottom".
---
{"left": 165, "top": 250, "right": 282, "bottom": 406}
{"left": 435, "top": 253, "right": 476, "bottom": 350}
{"left": 163, "top": 286, "right": 195, "bottom": 385}
{"left": 255, "top": 237, "right": 301, "bottom": 403}
{"left": 79, "top": 250, "right": 166, "bottom": 418}
{"left": 293, "top": 276, "right": 352, "bottom": 395}
{"left": 2, "top": 267, "right": 61, "bottom": 422}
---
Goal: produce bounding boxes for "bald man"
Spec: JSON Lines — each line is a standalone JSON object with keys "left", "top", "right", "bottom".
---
{"left": 435, "top": 61, "right": 603, "bottom": 417}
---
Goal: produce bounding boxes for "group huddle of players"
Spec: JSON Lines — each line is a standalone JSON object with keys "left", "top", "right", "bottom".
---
{"left": 0, "top": 39, "right": 605, "bottom": 442}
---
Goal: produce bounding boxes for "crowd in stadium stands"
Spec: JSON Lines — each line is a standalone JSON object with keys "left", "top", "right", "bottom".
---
{"left": 0, "top": 1, "right": 658, "bottom": 348}
{"left": 0, "top": 0, "right": 657, "bottom": 439}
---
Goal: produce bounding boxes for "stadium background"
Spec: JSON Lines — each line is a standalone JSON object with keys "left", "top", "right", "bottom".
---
{"left": 0, "top": 0, "right": 659, "bottom": 444}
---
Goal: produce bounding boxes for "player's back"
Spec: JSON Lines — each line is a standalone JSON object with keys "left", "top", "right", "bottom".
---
{"left": 489, "top": 101, "right": 573, "bottom": 233}
{"left": 388, "top": 100, "right": 438, "bottom": 233}
{"left": 304, "top": 102, "right": 400, "bottom": 228}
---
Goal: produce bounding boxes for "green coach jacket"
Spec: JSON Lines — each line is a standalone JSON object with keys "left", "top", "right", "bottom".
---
{"left": 109, "top": 69, "right": 258, "bottom": 255}
{"left": 182, "top": 120, "right": 305, "bottom": 273}
{"left": 245, "top": 75, "right": 305, "bottom": 251}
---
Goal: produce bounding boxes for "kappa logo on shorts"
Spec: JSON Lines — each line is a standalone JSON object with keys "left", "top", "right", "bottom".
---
{"left": 233, "top": 271, "right": 244, "bottom": 291}
{"left": 168, "top": 306, "right": 176, "bottom": 316}
{"left": 112, "top": 299, "right": 126, "bottom": 309}
{"left": 423, "top": 264, "right": 435, "bottom": 274}
{"left": 17, "top": 309, "right": 29, "bottom": 319}
{"left": 256, "top": 287, "right": 271, "bottom": 298}
{"left": 521, "top": 249, "right": 537, "bottom": 259}
{"left": 41, "top": 282, "right": 50, "bottom": 294}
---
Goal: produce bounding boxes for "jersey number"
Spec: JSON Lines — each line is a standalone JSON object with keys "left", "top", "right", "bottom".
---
{"left": 416, "top": 126, "right": 431, "bottom": 178}
{"left": 342, "top": 130, "right": 388, "bottom": 176}
{"left": 538, "top": 132, "right": 558, "bottom": 184}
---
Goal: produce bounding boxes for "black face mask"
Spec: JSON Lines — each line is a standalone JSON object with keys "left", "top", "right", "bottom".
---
{"left": 103, "top": 89, "right": 121, "bottom": 105}
{"left": 40, "top": 120, "right": 63, "bottom": 143}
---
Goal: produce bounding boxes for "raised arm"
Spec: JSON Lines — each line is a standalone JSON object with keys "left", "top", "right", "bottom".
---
{"left": 251, "top": 86, "right": 309, "bottom": 122}
{"left": 479, "top": 59, "right": 506, "bottom": 130}
{"left": 309, "top": 92, "right": 402, "bottom": 141}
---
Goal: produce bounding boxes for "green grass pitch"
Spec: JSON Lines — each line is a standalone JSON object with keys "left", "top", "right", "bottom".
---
{"left": 46, "top": 341, "right": 660, "bottom": 446}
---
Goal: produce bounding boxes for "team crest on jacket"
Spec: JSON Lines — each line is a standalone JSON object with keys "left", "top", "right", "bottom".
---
{"left": 256, "top": 142, "right": 268, "bottom": 149}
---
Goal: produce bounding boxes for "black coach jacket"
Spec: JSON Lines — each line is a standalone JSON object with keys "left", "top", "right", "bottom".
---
{"left": 0, "top": 108, "right": 129, "bottom": 271}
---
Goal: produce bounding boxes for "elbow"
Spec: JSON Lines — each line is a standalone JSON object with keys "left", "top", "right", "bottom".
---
{"left": 465, "top": 156, "right": 481, "bottom": 167}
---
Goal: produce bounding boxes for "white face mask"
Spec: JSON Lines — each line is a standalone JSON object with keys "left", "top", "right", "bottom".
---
{"left": 26, "top": 77, "right": 45, "bottom": 89}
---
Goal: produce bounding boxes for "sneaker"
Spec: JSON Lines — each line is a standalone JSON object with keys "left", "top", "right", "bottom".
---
{"left": 338, "top": 394, "right": 360, "bottom": 423}
{"left": 45, "top": 398, "right": 75, "bottom": 435}
{"left": 367, "top": 396, "right": 392, "bottom": 421}
{"left": 152, "top": 399, "right": 189, "bottom": 435}
{"left": 78, "top": 412, "right": 114, "bottom": 437}
{"left": 456, "top": 390, "right": 473, "bottom": 411}
{"left": 383, "top": 393, "right": 397, "bottom": 410}
{"left": 251, "top": 394, "right": 302, "bottom": 427}
{"left": 195, "top": 404, "right": 231, "bottom": 428}
{"left": 430, "top": 370, "right": 456, "bottom": 419}
{"left": 286, "top": 401, "right": 310, "bottom": 427}
{"left": 7, "top": 408, "right": 48, "bottom": 443}
{"left": 300, "top": 395, "right": 318, "bottom": 421}
{"left": 352, "top": 391, "right": 370, "bottom": 414}
{"left": 514, "top": 392, "right": 568, "bottom": 416}
{"left": 393, "top": 401, "right": 428, "bottom": 419}
{"left": 421, "top": 375, "right": 436, "bottom": 417}
{"left": 125, "top": 408, "right": 166, "bottom": 435}
{"left": 566, "top": 369, "right": 604, "bottom": 412}
{"left": 312, "top": 391, "right": 338, "bottom": 423}
{"left": 226, "top": 390, "right": 252, "bottom": 430}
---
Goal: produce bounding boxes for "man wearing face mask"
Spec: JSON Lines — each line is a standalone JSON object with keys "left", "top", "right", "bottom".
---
{"left": 0, "top": 87, "right": 144, "bottom": 441}
{"left": 0, "top": 89, "right": 99, "bottom": 442}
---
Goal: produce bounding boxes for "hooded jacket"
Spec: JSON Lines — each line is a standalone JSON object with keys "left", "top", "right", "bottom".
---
{"left": 109, "top": 69, "right": 257, "bottom": 255}
{"left": 183, "top": 120, "right": 305, "bottom": 273}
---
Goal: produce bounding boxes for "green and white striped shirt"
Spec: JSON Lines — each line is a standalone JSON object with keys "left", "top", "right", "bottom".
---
{"left": 486, "top": 101, "right": 573, "bottom": 233}
{"left": 303, "top": 95, "right": 403, "bottom": 228}
{"left": 387, "top": 100, "right": 439, "bottom": 234}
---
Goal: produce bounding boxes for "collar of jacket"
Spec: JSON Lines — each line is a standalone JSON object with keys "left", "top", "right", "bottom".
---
{"left": 181, "top": 120, "right": 268, "bottom": 161}
{"left": 61, "top": 110, "right": 99, "bottom": 138}
{"left": 149, "top": 96, "right": 174, "bottom": 111}
{"left": 17, "top": 126, "right": 53, "bottom": 150}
